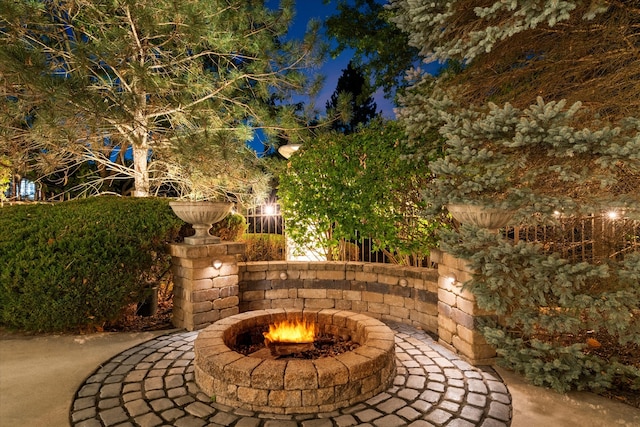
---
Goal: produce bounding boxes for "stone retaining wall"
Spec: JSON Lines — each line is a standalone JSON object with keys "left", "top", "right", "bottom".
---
{"left": 238, "top": 261, "right": 440, "bottom": 337}
{"left": 169, "top": 243, "right": 497, "bottom": 365}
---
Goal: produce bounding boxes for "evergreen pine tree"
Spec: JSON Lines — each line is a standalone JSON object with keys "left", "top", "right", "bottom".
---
{"left": 326, "top": 61, "right": 378, "bottom": 134}
{"left": 390, "top": 0, "right": 640, "bottom": 392}
{"left": 0, "top": 0, "right": 323, "bottom": 199}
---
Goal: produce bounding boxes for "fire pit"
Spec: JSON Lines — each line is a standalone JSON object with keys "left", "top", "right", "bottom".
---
{"left": 194, "top": 309, "right": 396, "bottom": 414}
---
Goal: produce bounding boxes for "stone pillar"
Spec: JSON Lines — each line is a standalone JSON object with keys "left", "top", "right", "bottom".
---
{"left": 169, "top": 242, "right": 245, "bottom": 331}
{"left": 432, "top": 249, "right": 497, "bottom": 365}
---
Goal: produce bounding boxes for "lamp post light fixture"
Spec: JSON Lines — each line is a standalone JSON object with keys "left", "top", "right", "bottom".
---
{"left": 278, "top": 143, "right": 301, "bottom": 159}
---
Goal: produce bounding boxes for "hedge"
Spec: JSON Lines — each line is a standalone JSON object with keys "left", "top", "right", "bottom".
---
{"left": 0, "top": 196, "right": 183, "bottom": 332}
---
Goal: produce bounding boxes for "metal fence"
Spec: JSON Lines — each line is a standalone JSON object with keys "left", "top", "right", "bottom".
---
{"left": 243, "top": 202, "right": 433, "bottom": 266}
{"left": 505, "top": 214, "right": 640, "bottom": 263}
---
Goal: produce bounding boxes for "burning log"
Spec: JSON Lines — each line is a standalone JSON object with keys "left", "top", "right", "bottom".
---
{"left": 263, "top": 319, "right": 317, "bottom": 357}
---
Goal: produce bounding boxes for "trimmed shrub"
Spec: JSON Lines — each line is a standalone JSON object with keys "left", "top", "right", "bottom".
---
{"left": 241, "top": 233, "right": 285, "bottom": 261}
{"left": 210, "top": 213, "right": 248, "bottom": 241}
{"left": 0, "top": 196, "right": 183, "bottom": 332}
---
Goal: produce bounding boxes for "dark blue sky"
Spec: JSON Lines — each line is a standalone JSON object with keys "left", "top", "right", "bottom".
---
{"left": 282, "top": 1, "right": 396, "bottom": 118}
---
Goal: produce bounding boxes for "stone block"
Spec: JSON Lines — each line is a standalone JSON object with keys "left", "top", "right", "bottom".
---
{"left": 438, "top": 315, "right": 457, "bottom": 334}
{"left": 362, "top": 291, "right": 383, "bottom": 303}
{"left": 298, "top": 288, "right": 326, "bottom": 299}
{"left": 415, "top": 300, "right": 438, "bottom": 316}
{"left": 351, "top": 300, "right": 368, "bottom": 313}
{"left": 367, "top": 302, "right": 389, "bottom": 315}
{"left": 224, "top": 357, "right": 263, "bottom": 387}
{"left": 220, "top": 305, "right": 239, "bottom": 318}
{"left": 251, "top": 360, "right": 287, "bottom": 390}
{"left": 452, "top": 335, "right": 496, "bottom": 360}
{"left": 285, "top": 360, "right": 318, "bottom": 390}
{"left": 268, "top": 390, "right": 302, "bottom": 408}
{"left": 456, "top": 324, "right": 486, "bottom": 345}
{"left": 438, "top": 328, "right": 453, "bottom": 345}
{"left": 219, "top": 263, "right": 239, "bottom": 276}
{"left": 244, "top": 300, "right": 271, "bottom": 311}
{"left": 335, "top": 299, "right": 352, "bottom": 310}
{"left": 265, "top": 289, "right": 289, "bottom": 300}
{"left": 245, "top": 262, "right": 269, "bottom": 272}
{"left": 383, "top": 294, "right": 405, "bottom": 308}
{"left": 193, "top": 310, "right": 220, "bottom": 326}
{"left": 451, "top": 307, "right": 475, "bottom": 330}
{"left": 175, "top": 278, "right": 212, "bottom": 292}
{"left": 403, "top": 298, "right": 415, "bottom": 310}
{"left": 378, "top": 274, "right": 399, "bottom": 286}
{"left": 242, "top": 290, "right": 265, "bottom": 301}
{"left": 317, "top": 270, "right": 346, "bottom": 280}
{"left": 212, "top": 275, "right": 238, "bottom": 289}
{"left": 334, "top": 352, "right": 372, "bottom": 382}
{"left": 191, "top": 289, "right": 220, "bottom": 303}
{"left": 302, "top": 387, "right": 335, "bottom": 406}
{"left": 237, "top": 387, "right": 268, "bottom": 406}
{"left": 360, "top": 374, "right": 381, "bottom": 394}
{"left": 354, "top": 271, "right": 378, "bottom": 283}
{"left": 343, "top": 290, "right": 362, "bottom": 301}
{"left": 299, "top": 270, "right": 317, "bottom": 280}
{"left": 213, "top": 296, "right": 239, "bottom": 310}
{"left": 245, "top": 271, "right": 267, "bottom": 281}
{"left": 219, "top": 285, "right": 238, "bottom": 298}
{"left": 314, "top": 358, "right": 349, "bottom": 387}
{"left": 192, "top": 301, "right": 212, "bottom": 313}
{"left": 326, "top": 289, "right": 343, "bottom": 300}
{"left": 437, "top": 288, "right": 457, "bottom": 307}
{"left": 304, "top": 299, "right": 335, "bottom": 309}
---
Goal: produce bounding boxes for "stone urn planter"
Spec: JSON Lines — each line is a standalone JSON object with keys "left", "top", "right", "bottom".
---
{"left": 169, "top": 201, "right": 233, "bottom": 245}
{"left": 446, "top": 203, "right": 515, "bottom": 230}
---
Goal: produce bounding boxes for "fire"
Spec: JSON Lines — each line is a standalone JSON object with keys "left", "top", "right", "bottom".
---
{"left": 263, "top": 319, "right": 317, "bottom": 343}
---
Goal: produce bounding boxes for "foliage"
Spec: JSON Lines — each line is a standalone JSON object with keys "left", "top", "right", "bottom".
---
{"left": 0, "top": 0, "right": 324, "bottom": 199}
{"left": 279, "top": 119, "right": 443, "bottom": 263}
{"left": 0, "top": 155, "right": 10, "bottom": 201}
{"left": 210, "top": 213, "right": 248, "bottom": 242}
{"left": 240, "top": 233, "right": 285, "bottom": 261}
{"left": 391, "top": 0, "right": 640, "bottom": 123}
{"left": 390, "top": 0, "right": 640, "bottom": 393}
{"left": 425, "top": 98, "right": 640, "bottom": 216}
{"left": 441, "top": 225, "right": 640, "bottom": 392}
{"left": 325, "top": 61, "right": 379, "bottom": 134}
{"left": 0, "top": 197, "right": 183, "bottom": 332}
{"left": 323, "top": 0, "right": 421, "bottom": 98}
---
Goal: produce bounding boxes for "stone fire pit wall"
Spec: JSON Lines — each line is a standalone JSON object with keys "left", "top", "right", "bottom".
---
{"left": 194, "top": 309, "right": 397, "bottom": 414}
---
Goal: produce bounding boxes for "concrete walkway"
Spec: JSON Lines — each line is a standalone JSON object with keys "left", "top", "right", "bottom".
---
{"left": 1, "top": 325, "right": 639, "bottom": 427}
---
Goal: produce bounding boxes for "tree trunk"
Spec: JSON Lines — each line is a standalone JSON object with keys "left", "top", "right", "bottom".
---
{"left": 132, "top": 142, "right": 149, "bottom": 197}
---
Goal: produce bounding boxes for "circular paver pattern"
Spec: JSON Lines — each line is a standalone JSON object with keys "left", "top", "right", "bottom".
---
{"left": 71, "top": 321, "right": 512, "bottom": 427}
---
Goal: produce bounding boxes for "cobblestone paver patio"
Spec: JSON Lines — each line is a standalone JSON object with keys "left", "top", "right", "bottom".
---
{"left": 70, "top": 322, "right": 512, "bottom": 427}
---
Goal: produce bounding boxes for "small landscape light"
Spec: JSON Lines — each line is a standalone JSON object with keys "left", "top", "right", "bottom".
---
{"left": 213, "top": 260, "right": 223, "bottom": 269}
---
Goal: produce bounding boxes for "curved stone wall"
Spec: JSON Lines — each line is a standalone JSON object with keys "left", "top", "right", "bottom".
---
{"left": 238, "top": 261, "right": 440, "bottom": 336}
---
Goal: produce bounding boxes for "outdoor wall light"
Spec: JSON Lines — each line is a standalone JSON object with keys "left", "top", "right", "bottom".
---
{"left": 444, "top": 274, "right": 457, "bottom": 287}
{"left": 213, "top": 260, "right": 223, "bottom": 269}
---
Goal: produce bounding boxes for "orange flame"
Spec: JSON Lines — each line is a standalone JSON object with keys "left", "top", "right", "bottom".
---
{"left": 263, "top": 319, "right": 317, "bottom": 343}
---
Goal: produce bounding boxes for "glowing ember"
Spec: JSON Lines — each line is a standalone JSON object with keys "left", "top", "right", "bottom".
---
{"left": 263, "top": 319, "right": 317, "bottom": 343}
